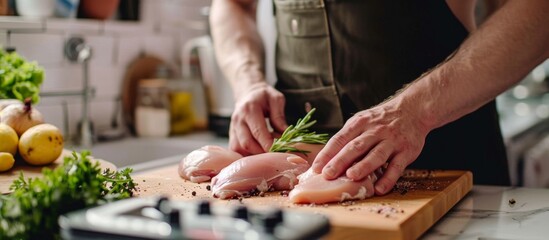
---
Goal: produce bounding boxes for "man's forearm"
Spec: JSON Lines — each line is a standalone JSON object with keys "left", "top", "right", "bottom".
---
{"left": 210, "top": 0, "right": 266, "bottom": 98}
{"left": 397, "top": 0, "right": 549, "bottom": 131}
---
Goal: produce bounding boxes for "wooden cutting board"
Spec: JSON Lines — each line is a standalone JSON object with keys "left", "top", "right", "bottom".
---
{"left": 0, "top": 149, "right": 116, "bottom": 194}
{"left": 120, "top": 55, "right": 167, "bottom": 135}
{"left": 133, "top": 165, "right": 472, "bottom": 240}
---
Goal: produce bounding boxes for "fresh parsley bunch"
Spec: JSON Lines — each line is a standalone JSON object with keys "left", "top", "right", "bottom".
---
{"left": 269, "top": 108, "right": 330, "bottom": 154}
{"left": 0, "top": 49, "right": 44, "bottom": 104}
{"left": 0, "top": 151, "right": 136, "bottom": 239}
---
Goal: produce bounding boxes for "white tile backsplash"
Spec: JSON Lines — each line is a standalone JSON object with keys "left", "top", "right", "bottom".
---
{"left": 159, "top": 1, "right": 209, "bottom": 24}
{"left": 10, "top": 32, "right": 64, "bottom": 66}
{"left": 139, "top": 0, "right": 161, "bottom": 27}
{"left": 0, "top": 31, "right": 8, "bottom": 47}
{"left": 115, "top": 36, "right": 143, "bottom": 67}
{"left": 88, "top": 65, "right": 124, "bottom": 99}
{"left": 161, "top": 22, "right": 207, "bottom": 37}
{"left": 89, "top": 99, "right": 118, "bottom": 131}
{"left": 41, "top": 65, "right": 83, "bottom": 92}
{"left": 103, "top": 21, "right": 144, "bottom": 35}
{"left": 144, "top": 35, "right": 176, "bottom": 63}
{"left": 83, "top": 34, "right": 116, "bottom": 67}
{"left": 35, "top": 103, "right": 68, "bottom": 136}
{"left": 1, "top": 2, "right": 213, "bottom": 142}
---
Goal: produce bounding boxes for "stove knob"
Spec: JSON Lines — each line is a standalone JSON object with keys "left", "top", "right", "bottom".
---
{"left": 260, "top": 215, "right": 279, "bottom": 234}
{"left": 155, "top": 196, "right": 171, "bottom": 214}
{"left": 271, "top": 209, "right": 284, "bottom": 223}
{"left": 198, "top": 200, "right": 211, "bottom": 215}
{"left": 233, "top": 205, "right": 248, "bottom": 220}
{"left": 169, "top": 209, "right": 181, "bottom": 225}
{"left": 260, "top": 209, "right": 284, "bottom": 234}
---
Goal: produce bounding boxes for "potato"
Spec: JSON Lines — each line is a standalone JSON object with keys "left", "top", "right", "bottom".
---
{"left": 18, "top": 124, "right": 64, "bottom": 166}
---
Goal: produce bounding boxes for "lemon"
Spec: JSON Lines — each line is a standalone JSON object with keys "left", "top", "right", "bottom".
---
{"left": 19, "top": 124, "right": 64, "bottom": 166}
{"left": 0, "top": 152, "right": 15, "bottom": 172}
{"left": 0, "top": 123, "right": 18, "bottom": 155}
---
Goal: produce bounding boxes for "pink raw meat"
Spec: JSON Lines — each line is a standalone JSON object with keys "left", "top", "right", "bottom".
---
{"left": 211, "top": 152, "right": 310, "bottom": 199}
{"left": 178, "top": 145, "right": 243, "bottom": 183}
{"left": 289, "top": 168, "right": 383, "bottom": 204}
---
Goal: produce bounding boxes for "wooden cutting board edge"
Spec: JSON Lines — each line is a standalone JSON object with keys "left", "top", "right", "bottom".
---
{"left": 399, "top": 171, "right": 473, "bottom": 240}
{"left": 0, "top": 149, "right": 117, "bottom": 194}
{"left": 325, "top": 171, "right": 472, "bottom": 240}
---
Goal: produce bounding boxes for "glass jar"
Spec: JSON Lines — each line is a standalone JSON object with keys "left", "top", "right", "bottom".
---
{"left": 135, "top": 79, "right": 170, "bottom": 137}
{"left": 167, "top": 79, "right": 195, "bottom": 135}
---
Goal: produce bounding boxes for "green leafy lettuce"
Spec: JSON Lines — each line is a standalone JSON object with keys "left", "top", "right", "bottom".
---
{"left": 0, "top": 49, "right": 44, "bottom": 104}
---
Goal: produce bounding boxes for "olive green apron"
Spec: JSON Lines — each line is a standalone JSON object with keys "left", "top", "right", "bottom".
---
{"left": 273, "top": 0, "right": 510, "bottom": 185}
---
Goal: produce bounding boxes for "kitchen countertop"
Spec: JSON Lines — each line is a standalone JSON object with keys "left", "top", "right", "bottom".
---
{"left": 423, "top": 185, "right": 549, "bottom": 239}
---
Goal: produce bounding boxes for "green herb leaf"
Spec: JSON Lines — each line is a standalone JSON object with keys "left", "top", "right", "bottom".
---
{"left": 0, "top": 151, "right": 137, "bottom": 239}
{"left": 269, "top": 108, "right": 330, "bottom": 154}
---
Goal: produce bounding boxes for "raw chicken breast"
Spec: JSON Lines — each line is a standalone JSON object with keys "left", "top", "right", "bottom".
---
{"left": 211, "top": 152, "right": 310, "bottom": 199}
{"left": 178, "top": 145, "right": 243, "bottom": 183}
{"left": 289, "top": 168, "right": 382, "bottom": 204}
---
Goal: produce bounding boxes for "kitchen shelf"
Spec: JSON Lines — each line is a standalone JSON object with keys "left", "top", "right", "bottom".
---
{"left": 0, "top": 16, "right": 44, "bottom": 32}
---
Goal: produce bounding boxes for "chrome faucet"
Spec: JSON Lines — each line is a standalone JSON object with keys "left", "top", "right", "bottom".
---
{"left": 41, "top": 36, "right": 94, "bottom": 148}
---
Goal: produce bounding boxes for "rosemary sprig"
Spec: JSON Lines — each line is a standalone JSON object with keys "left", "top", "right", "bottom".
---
{"left": 269, "top": 108, "right": 329, "bottom": 154}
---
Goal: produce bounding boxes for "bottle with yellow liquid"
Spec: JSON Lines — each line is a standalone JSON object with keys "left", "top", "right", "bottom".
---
{"left": 155, "top": 65, "right": 195, "bottom": 135}
{"left": 168, "top": 86, "right": 195, "bottom": 134}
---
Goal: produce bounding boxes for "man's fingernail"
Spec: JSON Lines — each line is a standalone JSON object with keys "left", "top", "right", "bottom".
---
{"left": 346, "top": 169, "right": 355, "bottom": 179}
{"left": 348, "top": 169, "right": 360, "bottom": 180}
{"left": 323, "top": 166, "right": 335, "bottom": 178}
{"left": 311, "top": 163, "right": 321, "bottom": 173}
{"left": 375, "top": 184, "right": 385, "bottom": 193}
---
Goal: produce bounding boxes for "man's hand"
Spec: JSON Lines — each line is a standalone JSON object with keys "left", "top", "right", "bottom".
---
{"left": 229, "top": 82, "right": 288, "bottom": 156}
{"left": 311, "top": 100, "right": 429, "bottom": 195}
{"left": 211, "top": 0, "right": 286, "bottom": 156}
